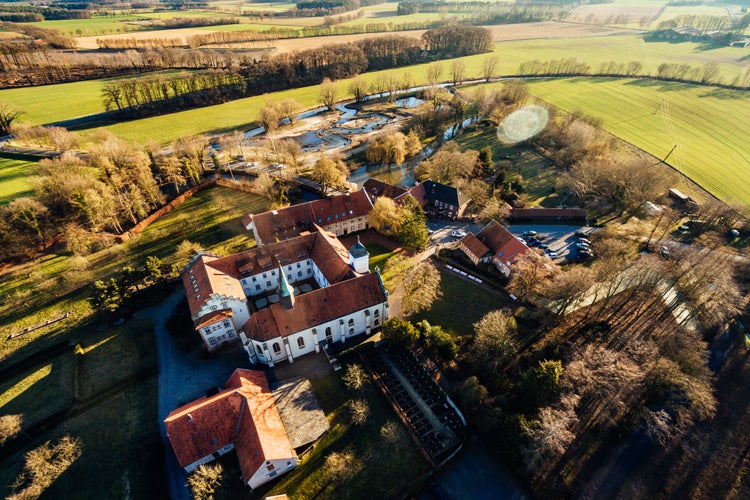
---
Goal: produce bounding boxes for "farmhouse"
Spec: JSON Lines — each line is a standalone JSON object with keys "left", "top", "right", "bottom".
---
{"left": 466, "top": 220, "right": 529, "bottom": 276}
{"left": 363, "top": 178, "right": 408, "bottom": 202}
{"left": 508, "top": 207, "right": 586, "bottom": 224}
{"left": 182, "top": 227, "right": 388, "bottom": 364}
{"left": 242, "top": 190, "right": 373, "bottom": 246}
{"left": 164, "top": 369, "right": 297, "bottom": 490}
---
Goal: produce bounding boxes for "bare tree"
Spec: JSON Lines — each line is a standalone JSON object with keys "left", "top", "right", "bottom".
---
{"left": 0, "top": 414, "right": 22, "bottom": 446}
{"left": 482, "top": 54, "right": 500, "bottom": 82}
{"left": 342, "top": 363, "right": 369, "bottom": 391}
{"left": 427, "top": 61, "right": 443, "bottom": 86}
{"left": 450, "top": 59, "right": 466, "bottom": 85}
{"left": 0, "top": 100, "right": 24, "bottom": 136}
{"left": 401, "top": 261, "right": 442, "bottom": 315}
{"left": 349, "top": 76, "right": 368, "bottom": 103}
{"left": 10, "top": 435, "right": 82, "bottom": 500}
{"left": 187, "top": 463, "right": 224, "bottom": 500}
{"left": 319, "top": 77, "right": 338, "bottom": 111}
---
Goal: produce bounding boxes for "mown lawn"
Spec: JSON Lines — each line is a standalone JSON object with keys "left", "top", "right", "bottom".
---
{"left": 519, "top": 77, "right": 750, "bottom": 208}
{"left": 0, "top": 156, "right": 35, "bottom": 205}
{"left": 0, "top": 353, "right": 76, "bottom": 431}
{"left": 0, "top": 378, "right": 165, "bottom": 499}
{"left": 411, "top": 269, "right": 504, "bottom": 337}
{"left": 77, "top": 319, "right": 157, "bottom": 398}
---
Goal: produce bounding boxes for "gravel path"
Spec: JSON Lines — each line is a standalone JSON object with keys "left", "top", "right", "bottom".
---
{"left": 136, "top": 290, "right": 250, "bottom": 500}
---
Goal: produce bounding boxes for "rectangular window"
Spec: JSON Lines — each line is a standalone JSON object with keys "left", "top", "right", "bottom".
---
{"left": 297, "top": 263, "right": 301, "bottom": 268}
{"left": 266, "top": 281, "right": 272, "bottom": 287}
{"left": 297, "top": 271, "right": 302, "bottom": 278}
{"left": 256, "top": 285, "right": 261, "bottom": 291}
{"left": 252, "top": 276, "right": 257, "bottom": 282}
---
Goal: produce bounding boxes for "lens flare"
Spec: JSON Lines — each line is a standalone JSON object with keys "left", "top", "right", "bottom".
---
{"left": 497, "top": 105, "right": 549, "bottom": 144}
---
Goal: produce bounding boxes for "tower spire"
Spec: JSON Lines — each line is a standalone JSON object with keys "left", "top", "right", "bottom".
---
{"left": 277, "top": 263, "right": 295, "bottom": 310}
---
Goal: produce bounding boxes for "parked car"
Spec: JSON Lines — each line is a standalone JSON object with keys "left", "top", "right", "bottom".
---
{"left": 451, "top": 230, "right": 466, "bottom": 238}
{"left": 575, "top": 230, "right": 587, "bottom": 238}
{"left": 527, "top": 239, "right": 540, "bottom": 247}
{"left": 575, "top": 242, "right": 590, "bottom": 249}
{"left": 546, "top": 251, "right": 558, "bottom": 258}
{"left": 577, "top": 237, "right": 592, "bottom": 245}
{"left": 660, "top": 245, "right": 670, "bottom": 257}
{"left": 678, "top": 225, "right": 690, "bottom": 232}
{"left": 539, "top": 243, "right": 549, "bottom": 250}
{"left": 523, "top": 230, "right": 538, "bottom": 236}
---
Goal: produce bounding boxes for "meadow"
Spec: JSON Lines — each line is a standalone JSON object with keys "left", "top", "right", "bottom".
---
{"left": 0, "top": 156, "right": 35, "bottom": 205}
{"left": 522, "top": 77, "right": 750, "bottom": 207}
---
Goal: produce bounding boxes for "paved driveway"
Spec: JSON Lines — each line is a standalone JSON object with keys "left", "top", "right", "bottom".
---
{"left": 137, "top": 290, "right": 251, "bottom": 500}
{"left": 508, "top": 224, "right": 595, "bottom": 262}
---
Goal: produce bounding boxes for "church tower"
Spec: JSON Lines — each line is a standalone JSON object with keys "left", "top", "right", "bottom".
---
{"left": 277, "top": 264, "right": 295, "bottom": 310}
{"left": 349, "top": 236, "right": 369, "bottom": 274}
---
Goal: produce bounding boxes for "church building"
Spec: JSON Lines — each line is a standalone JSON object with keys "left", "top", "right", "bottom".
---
{"left": 181, "top": 227, "right": 388, "bottom": 365}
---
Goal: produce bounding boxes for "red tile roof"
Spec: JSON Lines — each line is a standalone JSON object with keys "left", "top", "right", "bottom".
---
{"left": 460, "top": 233, "right": 490, "bottom": 261}
{"left": 476, "top": 220, "right": 529, "bottom": 267}
{"left": 248, "top": 190, "right": 373, "bottom": 245}
{"left": 362, "top": 179, "right": 407, "bottom": 201}
{"left": 182, "top": 230, "right": 357, "bottom": 325}
{"left": 182, "top": 254, "right": 246, "bottom": 319}
{"left": 242, "top": 272, "right": 387, "bottom": 342}
{"left": 165, "top": 369, "right": 295, "bottom": 480}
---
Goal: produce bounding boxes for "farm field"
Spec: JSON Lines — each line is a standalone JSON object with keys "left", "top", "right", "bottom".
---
{"left": 0, "top": 156, "right": 35, "bottom": 205}
{"left": 521, "top": 77, "right": 750, "bottom": 207}
{"left": 208, "top": 1, "right": 297, "bottom": 13}
{"left": 29, "top": 10, "right": 248, "bottom": 36}
{"left": 6, "top": 30, "right": 746, "bottom": 128}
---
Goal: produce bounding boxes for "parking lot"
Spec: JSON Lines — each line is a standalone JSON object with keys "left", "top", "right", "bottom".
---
{"left": 425, "top": 220, "right": 595, "bottom": 263}
{"left": 508, "top": 224, "right": 596, "bottom": 262}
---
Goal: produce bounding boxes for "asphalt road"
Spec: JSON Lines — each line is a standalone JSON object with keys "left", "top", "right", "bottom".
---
{"left": 137, "top": 290, "right": 250, "bottom": 500}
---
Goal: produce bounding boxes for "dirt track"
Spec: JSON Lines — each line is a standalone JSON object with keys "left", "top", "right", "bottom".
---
{"left": 74, "top": 21, "right": 642, "bottom": 51}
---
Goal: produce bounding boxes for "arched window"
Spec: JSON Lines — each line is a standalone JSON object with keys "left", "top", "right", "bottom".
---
{"left": 256, "top": 345, "right": 262, "bottom": 355}
{"left": 272, "top": 343, "right": 281, "bottom": 354}
{"left": 348, "top": 318, "right": 354, "bottom": 326}
{"left": 373, "top": 310, "right": 379, "bottom": 317}
{"left": 349, "top": 328, "right": 354, "bottom": 335}
{"left": 374, "top": 319, "right": 379, "bottom": 327}
{"left": 297, "top": 337, "right": 305, "bottom": 348}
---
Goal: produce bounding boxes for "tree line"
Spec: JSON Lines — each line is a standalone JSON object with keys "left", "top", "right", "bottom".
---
{"left": 517, "top": 57, "right": 750, "bottom": 88}
{"left": 397, "top": 1, "right": 567, "bottom": 23}
{"left": 1, "top": 21, "right": 77, "bottom": 49}
{"left": 0, "top": 5, "right": 91, "bottom": 22}
{"left": 0, "top": 129, "right": 219, "bottom": 262}
{"left": 103, "top": 29, "right": 489, "bottom": 118}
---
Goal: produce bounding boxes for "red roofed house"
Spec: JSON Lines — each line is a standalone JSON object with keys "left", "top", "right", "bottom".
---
{"left": 458, "top": 233, "right": 490, "bottom": 266}
{"left": 242, "top": 190, "right": 373, "bottom": 246}
{"left": 183, "top": 226, "right": 389, "bottom": 364}
{"left": 164, "top": 369, "right": 297, "bottom": 490}
{"left": 474, "top": 220, "right": 529, "bottom": 276}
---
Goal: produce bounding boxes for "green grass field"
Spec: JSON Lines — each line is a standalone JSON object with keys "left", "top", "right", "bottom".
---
{"left": 0, "top": 186, "right": 267, "bottom": 362}
{"left": 519, "top": 77, "right": 750, "bottom": 207}
{"left": 0, "top": 156, "right": 35, "bottom": 205}
{"left": 411, "top": 270, "right": 504, "bottom": 337}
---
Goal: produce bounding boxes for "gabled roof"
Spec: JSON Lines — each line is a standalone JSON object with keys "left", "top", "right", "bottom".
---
{"left": 476, "top": 220, "right": 529, "bottom": 266}
{"left": 248, "top": 190, "right": 373, "bottom": 244}
{"left": 182, "top": 253, "right": 246, "bottom": 319}
{"left": 363, "top": 179, "right": 407, "bottom": 201}
{"left": 242, "top": 272, "right": 387, "bottom": 342}
{"left": 416, "top": 180, "right": 469, "bottom": 208}
{"left": 165, "top": 369, "right": 295, "bottom": 479}
{"left": 459, "top": 233, "right": 490, "bottom": 260}
{"left": 194, "top": 309, "right": 233, "bottom": 330}
{"left": 182, "top": 230, "right": 357, "bottom": 324}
